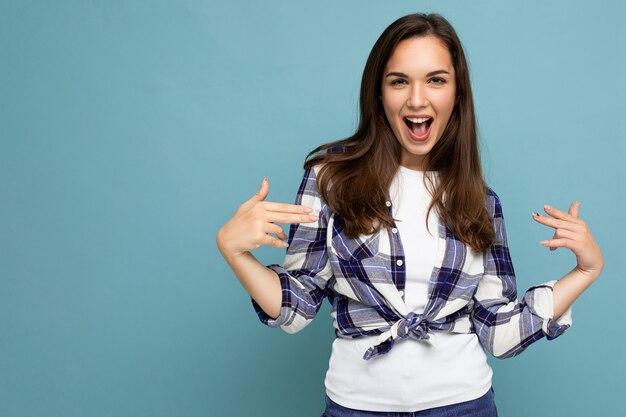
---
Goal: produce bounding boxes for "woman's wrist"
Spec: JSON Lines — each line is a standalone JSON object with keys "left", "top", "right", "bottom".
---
{"left": 573, "top": 264, "right": 602, "bottom": 282}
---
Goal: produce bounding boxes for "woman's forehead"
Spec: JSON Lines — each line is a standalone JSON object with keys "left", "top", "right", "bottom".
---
{"left": 385, "top": 36, "right": 454, "bottom": 76}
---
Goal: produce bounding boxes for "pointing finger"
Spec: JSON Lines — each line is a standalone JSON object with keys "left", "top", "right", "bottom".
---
{"left": 265, "top": 212, "right": 319, "bottom": 225}
{"left": 531, "top": 213, "right": 582, "bottom": 233}
{"left": 262, "top": 201, "right": 314, "bottom": 214}
{"left": 543, "top": 204, "right": 583, "bottom": 224}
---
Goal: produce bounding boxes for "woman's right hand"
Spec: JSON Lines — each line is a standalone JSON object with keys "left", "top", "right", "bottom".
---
{"left": 216, "top": 177, "right": 319, "bottom": 259}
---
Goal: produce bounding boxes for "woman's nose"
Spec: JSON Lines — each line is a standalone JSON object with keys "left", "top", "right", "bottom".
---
{"left": 407, "top": 85, "right": 429, "bottom": 108}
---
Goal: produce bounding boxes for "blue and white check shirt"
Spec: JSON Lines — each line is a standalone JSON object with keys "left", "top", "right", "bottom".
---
{"left": 251, "top": 163, "right": 573, "bottom": 361}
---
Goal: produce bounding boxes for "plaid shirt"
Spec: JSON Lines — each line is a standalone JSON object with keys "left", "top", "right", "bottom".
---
{"left": 250, "top": 163, "right": 573, "bottom": 361}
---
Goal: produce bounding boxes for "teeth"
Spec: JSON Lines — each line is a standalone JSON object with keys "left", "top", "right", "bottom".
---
{"left": 405, "top": 117, "right": 431, "bottom": 124}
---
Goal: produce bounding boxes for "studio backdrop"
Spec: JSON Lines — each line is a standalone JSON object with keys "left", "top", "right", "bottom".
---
{"left": 1, "top": 1, "right": 624, "bottom": 416}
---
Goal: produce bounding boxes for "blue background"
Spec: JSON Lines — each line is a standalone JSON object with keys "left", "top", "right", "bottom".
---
{"left": 1, "top": 1, "right": 624, "bottom": 416}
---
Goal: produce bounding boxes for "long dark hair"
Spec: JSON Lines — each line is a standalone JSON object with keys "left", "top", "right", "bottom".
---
{"left": 304, "top": 12, "right": 495, "bottom": 252}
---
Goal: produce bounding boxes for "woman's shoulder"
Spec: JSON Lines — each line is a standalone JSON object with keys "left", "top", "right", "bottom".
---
{"left": 484, "top": 184, "right": 505, "bottom": 219}
{"left": 484, "top": 185, "right": 500, "bottom": 201}
{"left": 306, "top": 144, "right": 350, "bottom": 177}
{"left": 298, "top": 144, "right": 350, "bottom": 211}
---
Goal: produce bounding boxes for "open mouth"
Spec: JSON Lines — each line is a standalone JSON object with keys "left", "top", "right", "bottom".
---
{"left": 404, "top": 116, "right": 433, "bottom": 137}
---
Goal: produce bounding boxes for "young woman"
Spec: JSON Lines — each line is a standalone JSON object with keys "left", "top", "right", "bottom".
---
{"left": 216, "top": 12, "right": 604, "bottom": 417}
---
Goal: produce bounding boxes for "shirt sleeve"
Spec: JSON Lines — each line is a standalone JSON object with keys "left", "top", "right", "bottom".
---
{"left": 470, "top": 188, "right": 573, "bottom": 359}
{"left": 250, "top": 165, "right": 334, "bottom": 334}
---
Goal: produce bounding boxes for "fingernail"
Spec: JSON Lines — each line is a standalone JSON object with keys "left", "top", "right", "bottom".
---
{"left": 540, "top": 241, "right": 549, "bottom": 246}
{"left": 544, "top": 204, "right": 552, "bottom": 211}
{"left": 576, "top": 200, "right": 581, "bottom": 206}
{"left": 309, "top": 215, "right": 319, "bottom": 221}
{"left": 532, "top": 212, "right": 539, "bottom": 217}
{"left": 263, "top": 177, "right": 267, "bottom": 183}
{"left": 304, "top": 207, "right": 313, "bottom": 213}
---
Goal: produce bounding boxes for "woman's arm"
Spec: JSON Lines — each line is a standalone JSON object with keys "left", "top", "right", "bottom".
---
{"left": 216, "top": 175, "right": 319, "bottom": 320}
{"left": 471, "top": 188, "right": 575, "bottom": 359}
{"left": 551, "top": 267, "right": 597, "bottom": 321}
{"left": 218, "top": 166, "right": 334, "bottom": 333}
{"left": 532, "top": 201, "right": 604, "bottom": 320}
{"left": 217, "top": 246, "right": 283, "bottom": 319}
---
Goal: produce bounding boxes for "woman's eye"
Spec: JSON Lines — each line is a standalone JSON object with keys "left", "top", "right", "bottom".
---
{"left": 430, "top": 77, "right": 446, "bottom": 84}
{"left": 391, "top": 79, "right": 407, "bottom": 86}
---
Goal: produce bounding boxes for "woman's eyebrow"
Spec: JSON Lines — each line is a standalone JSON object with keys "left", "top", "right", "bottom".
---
{"left": 385, "top": 70, "right": 451, "bottom": 78}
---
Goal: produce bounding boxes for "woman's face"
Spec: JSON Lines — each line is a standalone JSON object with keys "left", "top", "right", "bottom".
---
{"left": 381, "top": 36, "right": 457, "bottom": 170}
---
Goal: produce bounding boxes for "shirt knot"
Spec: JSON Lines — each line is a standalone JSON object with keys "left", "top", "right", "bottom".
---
{"left": 397, "top": 311, "right": 430, "bottom": 340}
{"left": 362, "top": 311, "right": 436, "bottom": 360}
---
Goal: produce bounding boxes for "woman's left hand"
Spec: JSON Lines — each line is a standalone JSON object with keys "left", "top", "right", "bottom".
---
{"left": 532, "top": 201, "right": 604, "bottom": 279}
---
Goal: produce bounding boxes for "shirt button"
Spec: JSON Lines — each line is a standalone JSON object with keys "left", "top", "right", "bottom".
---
{"left": 385, "top": 200, "right": 392, "bottom": 207}
{"left": 396, "top": 259, "right": 403, "bottom": 266}
{"left": 399, "top": 290, "right": 404, "bottom": 296}
{"left": 391, "top": 227, "right": 398, "bottom": 234}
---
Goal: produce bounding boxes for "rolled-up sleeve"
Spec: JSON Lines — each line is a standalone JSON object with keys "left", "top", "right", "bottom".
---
{"left": 471, "top": 188, "right": 573, "bottom": 359}
{"left": 250, "top": 165, "right": 334, "bottom": 334}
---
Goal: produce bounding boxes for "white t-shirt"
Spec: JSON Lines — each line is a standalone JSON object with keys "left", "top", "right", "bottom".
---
{"left": 323, "top": 165, "right": 492, "bottom": 412}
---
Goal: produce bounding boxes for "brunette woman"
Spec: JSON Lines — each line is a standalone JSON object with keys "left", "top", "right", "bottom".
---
{"left": 217, "top": 12, "right": 603, "bottom": 416}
